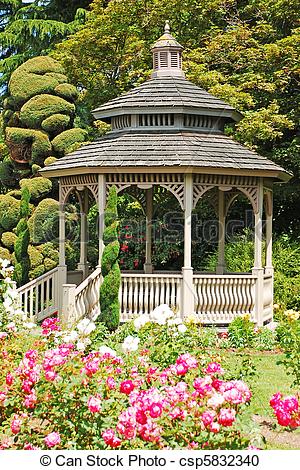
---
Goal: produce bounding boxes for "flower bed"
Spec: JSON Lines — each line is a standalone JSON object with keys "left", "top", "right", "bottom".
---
{"left": 0, "top": 316, "right": 258, "bottom": 450}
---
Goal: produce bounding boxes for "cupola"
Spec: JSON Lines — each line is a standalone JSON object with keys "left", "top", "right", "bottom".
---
{"left": 151, "top": 21, "right": 185, "bottom": 78}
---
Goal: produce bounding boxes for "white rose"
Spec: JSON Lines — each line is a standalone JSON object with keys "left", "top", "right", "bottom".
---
{"left": 151, "top": 304, "right": 174, "bottom": 324}
{"left": 133, "top": 314, "right": 151, "bottom": 331}
{"left": 122, "top": 335, "right": 140, "bottom": 353}
{"left": 23, "top": 322, "right": 36, "bottom": 330}
{"left": 76, "top": 341, "right": 86, "bottom": 351}
{"left": 77, "top": 318, "right": 96, "bottom": 336}
{"left": 177, "top": 323, "right": 187, "bottom": 334}
{"left": 98, "top": 345, "right": 117, "bottom": 356}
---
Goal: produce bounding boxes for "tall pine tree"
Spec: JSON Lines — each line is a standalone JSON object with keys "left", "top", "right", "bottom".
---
{"left": 0, "top": 0, "right": 91, "bottom": 92}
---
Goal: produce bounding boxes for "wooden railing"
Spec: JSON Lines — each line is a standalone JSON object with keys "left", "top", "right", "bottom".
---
{"left": 17, "top": 267, "right": 59, "bottom": 321}
{"left": 72, "top": 267, "right": 102, "bottom": 323}
{"left": 193, "top": 274, "right": 256, "bottom": 323}
{"left": 120, "top": 273, "right": 182, "bottom": 320}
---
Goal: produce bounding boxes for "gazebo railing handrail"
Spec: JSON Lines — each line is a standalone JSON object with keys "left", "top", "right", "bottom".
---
{"left": 121, "top": 272, "right": 183, "bottom": 278}
{"left": 74, "top": 266, "right": 102, "bottom": 296}
{"left": 193, "top": 273, "right": 256, "bottom": 279}
{"left": 17, "top": 267, "right": 59, "bottom": 293}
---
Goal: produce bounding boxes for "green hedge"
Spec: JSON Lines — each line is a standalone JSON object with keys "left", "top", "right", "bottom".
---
{"left": 52, "top": 128, "right": 88, "bottom": 156}
{"left": 20, "top": 177, "right": 52, "bottom": 201}
{"left": 20, "top": 94, "right": 75, "bottom": 129}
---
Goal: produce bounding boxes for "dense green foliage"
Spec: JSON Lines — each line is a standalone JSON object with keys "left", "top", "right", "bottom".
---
{"left": 0, "top": 0, "right": 91, "bottom": 92}
{"left": 99, "top": 186, "right": 121, "bottom": 331}
{"left": 14, "top": 186, "right": 31, "bottom": 286}
{"left": 277, "top": 313, "right": 300, "bottom": 387}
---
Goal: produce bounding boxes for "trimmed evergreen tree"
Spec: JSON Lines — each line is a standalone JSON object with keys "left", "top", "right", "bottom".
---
{"left": 14, "top": 186, "right": 31, "bottom": 286}
{"left": 99, "top": 186, "right": 121, "bottom": 331}
{"left": 0, "top": 0, "right": 90, "bottom": 91}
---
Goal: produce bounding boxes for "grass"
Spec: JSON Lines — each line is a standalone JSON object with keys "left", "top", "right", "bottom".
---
{"left": 221, "top": 351, "right": 300, "bottom": 449}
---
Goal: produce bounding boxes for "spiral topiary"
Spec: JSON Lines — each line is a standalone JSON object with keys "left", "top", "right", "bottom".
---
{"left": 14, "top": 186, "right": 31, "bottom": 286}
{"left": 99, "top": 186, "right": 121, "bottom": 331}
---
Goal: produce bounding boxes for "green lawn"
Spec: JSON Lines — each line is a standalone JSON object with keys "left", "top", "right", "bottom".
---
{"left": 221, "top": 351, "right": 300, "bottom": 449}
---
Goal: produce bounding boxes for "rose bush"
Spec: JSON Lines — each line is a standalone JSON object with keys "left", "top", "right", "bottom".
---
{"left": 0, "top": 318, "right": 258, "bottom": 450}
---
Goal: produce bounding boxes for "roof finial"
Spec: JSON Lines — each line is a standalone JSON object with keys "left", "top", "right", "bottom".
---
{"left": 164, "top": 20, "right": 170, "bottom": 34}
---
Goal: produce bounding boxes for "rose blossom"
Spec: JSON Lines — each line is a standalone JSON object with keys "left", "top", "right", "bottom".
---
{"left": 149, "top": 403, "right": 163, "bottom": 418}
{"left": 120, "top": 380, "right": 135, "bottom": 395}
{"left": 218, "top": 408, "right": 236, "bottom": 427}
{"left": 87, "top": 395, "right": 101, "bottom": 413}
{"left": 102, "top": 429, "right": 122, "bottom": 448}
{"left": 44, "top": 432, "right": 61, "bottom": 448}
{"left": 11, "top": 415, "right": 22, "bottom": 435}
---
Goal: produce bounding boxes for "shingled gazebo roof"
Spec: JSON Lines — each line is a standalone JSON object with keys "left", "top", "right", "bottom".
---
{"left": 92, "top": 77, "right": 241, "bottom": 121}
{"left": 41, "top": 23, "right": 290, "bottom": 182}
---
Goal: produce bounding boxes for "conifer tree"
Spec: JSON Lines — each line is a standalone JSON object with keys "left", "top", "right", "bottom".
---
{"left": 0, "top": 0, "right": 91, "bottom": 91}
{"left": 99, "top": 186, "right": 121, "bottom": 331}
{"left": 14, "top": 185, "right": 31, "bottom": 286}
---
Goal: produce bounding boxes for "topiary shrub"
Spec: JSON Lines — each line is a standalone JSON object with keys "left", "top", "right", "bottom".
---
{"left": 54, "top": 83, "right": 79, "bottom": 102}
{"left": 8, "top": 56, "right": 67, "bottom": 107}
{"left": 1, "top": 232, "right": 17, "bottom": 251}
{"left": 42, "top": 114, "right": 71, "bottom": 134}
{"left": 28, "top": 245, "right": 44, "bottom": 269}
{"left": 28, "top": 198, "right": 59, "bottom": 244}
{"left": 52, "top": 128, "right": 88, "bottom": 156}
{"left": 99, "top": 186, "right": 121, "bottom": 331}
{"left": 20, "top": 177, "right": 52, "bottom": 201}
{"left": 29, "top": 265, "right": 46, "bottom": 280}
{"left": 0, "top": 194, "right": 20, "bottom": 230}
{"left": 20, "top": 94, "right": 75, "bottom": 129}
{"left": 0, "top": 246, "right": 12, "bottom": 261}
{"left": 6, "top": 127, "right": 51, "bottom": 164}
{"left": 44, "top": 156, "right": 58, "bottom": 166}
{"left": 14, "top": 187, "right": 31, "bottom": 286}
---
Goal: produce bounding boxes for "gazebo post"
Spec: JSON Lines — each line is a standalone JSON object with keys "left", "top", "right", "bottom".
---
{"left": 77, "top": 188, "right": 89, "bottom": 279}
{"left": 216, "top": 189, "right": 226, "bottom": 275}
{"left": 144, "top": 187, "right": 153, "bottom": 274}
{"left": 97, "top": 174, "right": 106, "bottom": 267}
{"left": 182, "top": 174, "right": 195, "bottom": 316}
{"left": 58, "top": 181, "right": 67, "bottom": 312}
{"left": 265, "top": 191, "right": 273, "bottom": 274}
{"left": 252, "top": 178, "right": 264, "bottom": 326}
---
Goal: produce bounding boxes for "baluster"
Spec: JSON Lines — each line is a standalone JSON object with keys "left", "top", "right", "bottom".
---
{"left": 24, "top": 290, "right": 28, "bottom": 318}
{"left": 144, "top": 277, "right": 149, "bottom": 314}
{"left": 29, "top": 287, "right": 34, "bottom": 320}
{"left": 133, "top": 277, "right": 139, "bottom": 315}
{"left": 128, "top": 277, "right": 133, "bottom": 317}
{"left": 122, "top": 277, "right": 127, "bottom": 320}
{"left": 232, "top": 278, "right": 239, "bottom": 315}
{"left": 165, "top": 278, "right": 170, "bottom": 306}
{"left": 46, "top": 278, "right": 50, "bottom": 315}
{"left": 159, "top": 277, "right": 165, "bottom": 305}
{"left": 154, "top": 278, "right": 160, "bottom": 307}
{"left": 149, "top": 277, "right": 154, "bottom": 312}
{"left": 35, "top": 285, "right": 39, "bottom": 319}
{"left": 177, "top": 278, "right": 181, "bottom": 315}
{"left": 139, "top": 277, "right": 144, "bottom": 315}
{"left": 170, "top": 277, "right": 175, "bottom": 310}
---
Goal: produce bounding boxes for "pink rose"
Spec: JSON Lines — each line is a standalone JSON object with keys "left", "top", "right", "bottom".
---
{"left": 106, "top": 376, "right": 116, "bottom": 390}
{"left": 0, "top": 332, "right": 8, "bottom": 340}
{"left": 11, "top": 415, "right": 22, "bottom": 435}
{"left": 120, "top": 380, "right": 135, "bottom": 395}
{"left": 5, "top": 373, "right": 14, "bottom": 386}
{"left": 102, "top": 429, "right": 122, "bottom": 448}
{"left": 87, "top": 395, "right": 101, "bottom": 413}
{"left": 218, "top": 408, "right": 236, "bottom": 427}
{"left": 205, "top": 362, "right": 224, "bottom": 376}
{"left": 149, "top": 403, "right": 163, "bottom": 418}
{"left": 44, "top": 431, "right": 61, "bottom": 448}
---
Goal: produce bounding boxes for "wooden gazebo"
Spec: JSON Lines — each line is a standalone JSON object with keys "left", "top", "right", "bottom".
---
{"left": 19, "top": 22, "right": 290, "bottom": 326}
